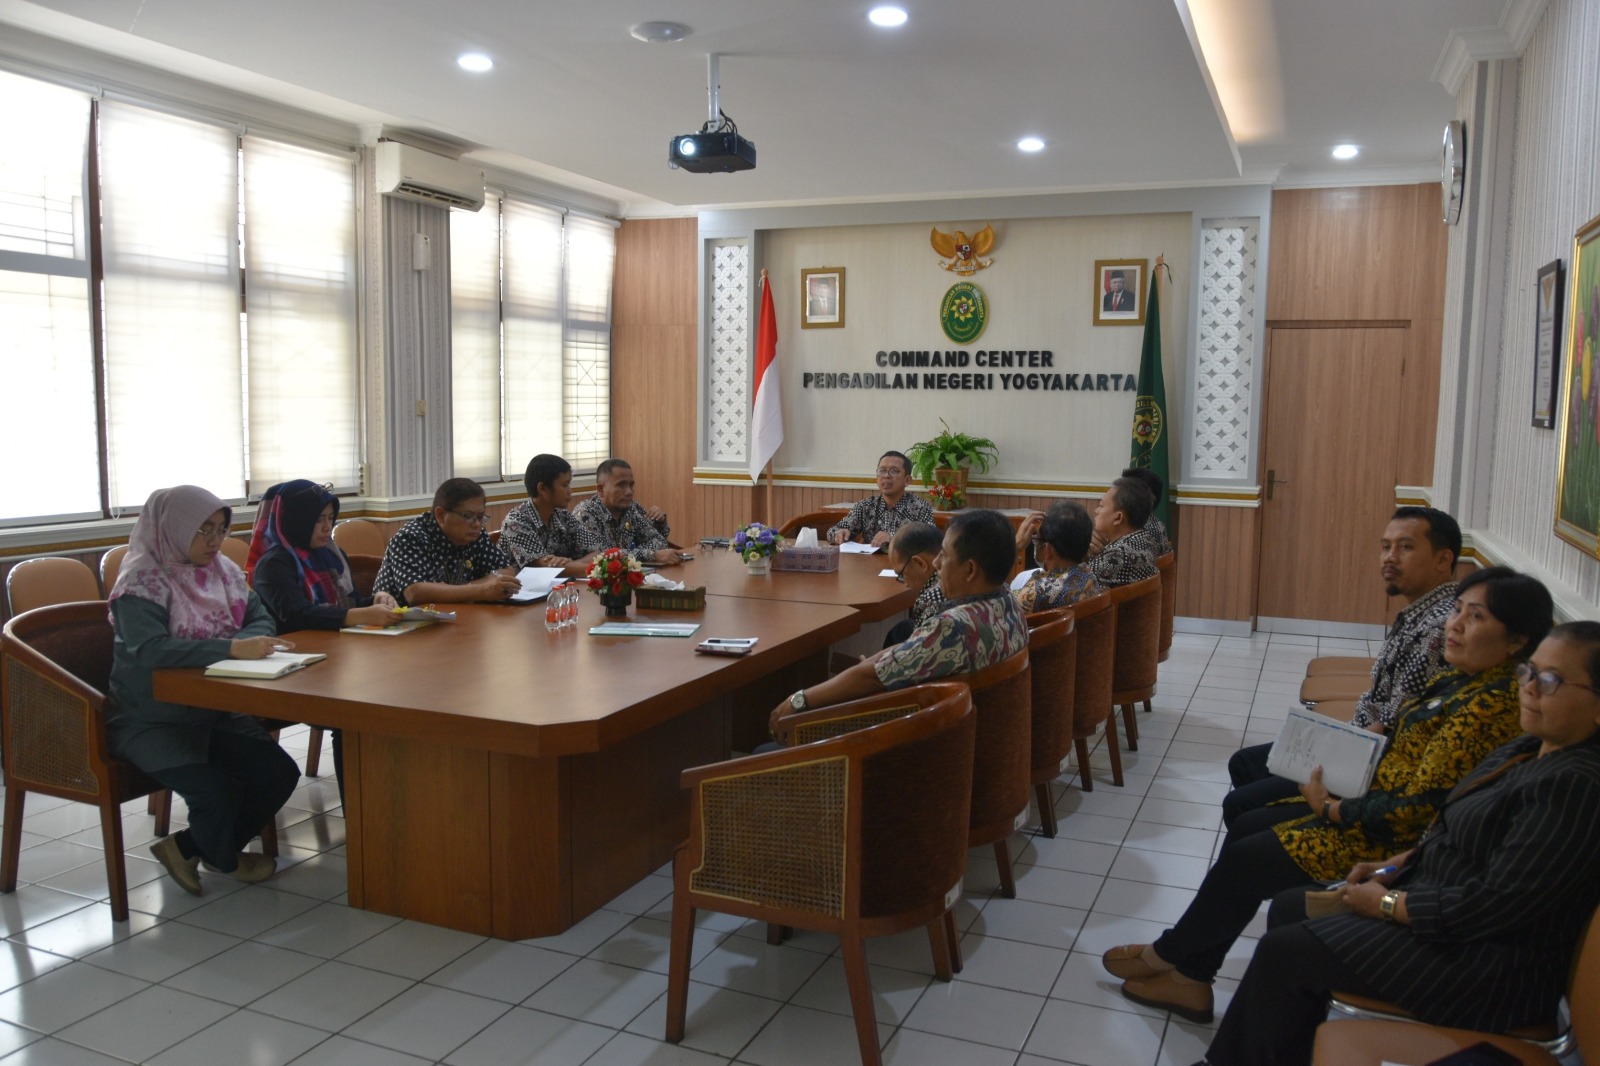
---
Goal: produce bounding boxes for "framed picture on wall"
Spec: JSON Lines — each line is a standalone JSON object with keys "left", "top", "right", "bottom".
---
{"left": 1093, "top": 259, "right": 1146, "bottom": 326}
{"left": 801, "top": 267, "right": 845, "bottom": 329}
{"left": 1553, "top": 213, "right": 1600, "bottom": 556}
{"left": 1532, "top": 258, "right": 1564, "bottom": 429}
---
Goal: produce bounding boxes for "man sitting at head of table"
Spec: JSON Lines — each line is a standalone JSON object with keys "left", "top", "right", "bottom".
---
{"left": 1083, "top": 476, "right": 1160, "bottom": 587}
{"left": 373, "top": 477, "right": 521, "bottom": 606}
{"left": 500, "top": 453, "right": 606, "bottom": 577}
{"left": 1221, "top": 505, "right": 1462, "bottom": 826}
{"left": 881, "top": 521, "right": 945, "bottom": 647}
{"left": 827, "top": 450, "right": 934, "bottom": 547}
{"left": 776, "top": 510, "right": 1028, "bottom": 719}
{"left": 572, "top": 458, "right": 683, "bottom": 565}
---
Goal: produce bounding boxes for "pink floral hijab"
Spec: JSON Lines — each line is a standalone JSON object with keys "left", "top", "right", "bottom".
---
{"left": 108, "top": 485, "right": 251, "bottom": 639}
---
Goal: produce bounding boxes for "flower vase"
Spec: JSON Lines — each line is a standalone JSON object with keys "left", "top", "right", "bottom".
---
{"left": 745, "top": 556, "right": 771, "bottom": 576}
{"left": 601, "top": 587, "right": 632, "bottom": 616}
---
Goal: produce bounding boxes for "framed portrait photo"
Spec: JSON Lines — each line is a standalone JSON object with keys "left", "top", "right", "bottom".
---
{"left": 1553, "top": 213, "right": 1600, "bottom": 557}
{"left": 1532, "top": 258, "right": 1564, "bottom": 429}
{"left": 801, "top": 267, "right": 845, "bottom": 329}
{"left": 1094, "top": 258, "right": 1146, "bottom": 326}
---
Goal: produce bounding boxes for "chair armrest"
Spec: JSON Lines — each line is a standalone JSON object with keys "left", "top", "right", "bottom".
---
{"left": 768, "top": 681, "right": 969, "bottom": 746}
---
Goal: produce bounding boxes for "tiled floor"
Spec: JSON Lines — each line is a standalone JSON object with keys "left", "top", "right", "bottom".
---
{"left": 0, "top": 630, "right": 1382, "bottom": 1065}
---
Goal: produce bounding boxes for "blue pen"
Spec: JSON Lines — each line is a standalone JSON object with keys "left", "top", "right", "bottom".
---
{"left": 1353, "top": 864, "right": 1399, "bottom": 885}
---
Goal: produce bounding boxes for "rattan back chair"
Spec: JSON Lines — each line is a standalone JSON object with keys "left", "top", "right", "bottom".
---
{"left": 668, "top": 683, "right": 975, "bottom": 1066}
{"left": 1024, "top": 609, "right": 1075, "bottom": 838}
{"left": 1156, "top": 551, "right": 1176, "bottom": 662}
{"left": 1, "top": 602, "right": 171, "bottom": 921}
{"left": 6, "top": 557, "right": 101, "bottom": 617}
{"left": 963, "top": 648, "right": 1032, "bottom": 899}
{"left": 217, "top": 536, "right": 249, "bottom": 571}
{"left": 99, "top": 545, "right": 129, "bottom": 596}
{"left": 1109, "top": 575, "right": 1161, "bottom": 753}
{"left": 1069, "top": 591, "right": 1121, "bottom": 789}
{"left": 331, "top": 519, "right": 387, "bottom": 557}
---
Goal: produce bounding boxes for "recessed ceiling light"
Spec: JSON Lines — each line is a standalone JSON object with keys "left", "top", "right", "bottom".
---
{"left": 457, "top": 53, "right": 493, "bottom": 73}
{"left": 1332, "top": 143, "right": 1359, "bottom": 160}
{"left": 1017, "top": 136, "right": 1046, "bottom": 153}
{"left": 630, "top": 21, "right": 693, "bottom": 44}
{"left": 869, "top": 6, "right": 909, "bottom": 28}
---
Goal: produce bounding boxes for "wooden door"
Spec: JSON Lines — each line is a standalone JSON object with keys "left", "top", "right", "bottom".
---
{"left": 1256, "top": 327, "right": 1407, "bottom": 624}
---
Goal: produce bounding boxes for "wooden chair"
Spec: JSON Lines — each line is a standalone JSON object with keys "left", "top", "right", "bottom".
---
{"left": 670, "top": 683, "right": 976, "bottom": 1066}
{"left": 776, "top": 509, "right": 849, "bottom": 539}
{"left": 1301, "top": 673, "right": 1369, "bottom": 705}
{"left": 1024, "top": 609, "right": 1075, "bottom": 838}
{"left": 99, "top": 545, "right": 129, "bottom": 595}
{"left": 1155, "top": 551, "right": 1176, "bottom": 663}
{"left": 346, "top": 553, "right": 382, "bottom": 601}
{"left": 963, "top": 648, "right": 1033, "bottom": 898}
{"left": 218, "top": 536, "right": 249, "bottom": 570}
{"left": 331, "top": 519, "right": 387, "bottom": 556}
{"left": 2, "top": 602, "right": 170, "bottom": 920}
{"left": 6, "top": 557, "right": 101, "bottom": 616}
{"left": 1109, "top": 575, "right": 1161, "bottom": 752}
{"left": 1306, "top": 656, "right": 1375, "bottom": 676}
{"left": 1069, "top": 592, "right": 1121, "bottom": 789}
{"left": 1315, "top": 907, "right": 1599, "bottom": 1064}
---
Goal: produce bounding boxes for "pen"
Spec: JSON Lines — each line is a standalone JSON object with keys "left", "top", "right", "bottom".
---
{"left": 1352, "top": 864, "right": 1399, "bottom": 885}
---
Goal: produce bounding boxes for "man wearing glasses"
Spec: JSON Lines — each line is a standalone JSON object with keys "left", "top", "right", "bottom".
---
{"left": 373, "top": 477, "right": 519, "bottom": 605}
{"left": 573, "top": 459, "right": 683, "bottom": 565}
{"left": 883, "top": 521, "right": 944, "bottom": 646}
{"left": 827, "top": 450, "right": 934, "bottom": 547}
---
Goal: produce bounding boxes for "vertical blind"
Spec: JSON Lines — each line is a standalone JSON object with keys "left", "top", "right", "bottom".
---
{"left": 563, "top": 215, "right": 615, "bottom": 472}
{"left": 449, "top": 191, "right": 504, "bottom": 481}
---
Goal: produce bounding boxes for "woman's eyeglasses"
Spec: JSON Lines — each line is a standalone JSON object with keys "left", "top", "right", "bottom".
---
{"left": 1515, "top": 661, "right": 1600, "bottom": 697}
{"left": 194, "top": 524, "right": 229, "bottom": 542}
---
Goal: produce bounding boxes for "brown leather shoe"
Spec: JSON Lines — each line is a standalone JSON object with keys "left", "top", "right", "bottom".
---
{"left": 1121, "top": 971, "right": 1215, "bottom": 1024}
{"left": 150, "top": 836, "right": 202, "bottom": 896}
{"left": 202, "top": 852, "right": 277, "bottom": 883}
{"left": 1102, "top": 943, "right": 1166, "bottom": 980}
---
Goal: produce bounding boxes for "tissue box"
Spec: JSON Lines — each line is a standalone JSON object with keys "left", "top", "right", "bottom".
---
{"left": 634, "top": 585, "right": 707, "bottom": 611}
{"left": 772, "top": 544, "right": 840, "bottom": 573}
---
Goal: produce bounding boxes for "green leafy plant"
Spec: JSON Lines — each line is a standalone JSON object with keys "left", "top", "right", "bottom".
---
{"left": 906, "top": 419, "right": 999, "bottom": 483}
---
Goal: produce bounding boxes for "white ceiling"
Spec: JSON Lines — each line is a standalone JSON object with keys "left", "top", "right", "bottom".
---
{"left": 1, "top": 0, "right": 1517, "bottom": 215}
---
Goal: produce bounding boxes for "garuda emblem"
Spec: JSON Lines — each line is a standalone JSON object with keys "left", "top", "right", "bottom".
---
{"left": 930, "top": 223, "right": 995, "bottom": 275}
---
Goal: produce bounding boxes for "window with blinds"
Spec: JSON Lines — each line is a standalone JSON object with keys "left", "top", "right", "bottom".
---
{"left": 450, "top": 195, "right": 614, "bottom": 482}
{"left": 0, "top": 69, "right": 360, "bottom": 523}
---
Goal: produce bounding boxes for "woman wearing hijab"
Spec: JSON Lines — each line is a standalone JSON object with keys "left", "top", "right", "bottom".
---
{"left": 107, "top": 485, "right": 301, "bottom": 896}
{"left": 249, "top": 480, "right": 399, "bottom": 797}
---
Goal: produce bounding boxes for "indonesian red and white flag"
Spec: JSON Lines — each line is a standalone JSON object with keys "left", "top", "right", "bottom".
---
{"left": 749, "top": 271, "right": 783, "bottom": 483}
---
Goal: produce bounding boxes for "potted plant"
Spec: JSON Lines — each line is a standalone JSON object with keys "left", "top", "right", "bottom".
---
{"left": 906, "top": 419, "right": 999, "bottom": 501}
{"left": 732, "top": 521, "right": 782, "bottom": 575}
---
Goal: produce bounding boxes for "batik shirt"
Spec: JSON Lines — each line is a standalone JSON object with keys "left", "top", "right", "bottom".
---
{"left": 499, "top": 502, "right": 605, "bottom": 568}
{"left": 1144, "top": 515, "right": 1174, "bottom": 557}
{"left": 827, "top": 493, "right": 935, "bottom": 543}
{"left": 910, "top": 580, "right": 945, "bottom": 628}
{"left": 1349, "top": 581, "right": 1457, "bottom": 729}
{"left": 571, "top": 497, "right": 672, "bottom": 562}
{"left": 1084, "top": 526, "right": 1161, "bottom": 586}
{"left": 372, "top": 512, "right": 514, "bottom": 605}
{"left": 875, "top": 588, "right": 1029, "bottom": 689}
{"left": 1014, "top": 563, "right": 1102, "bottom": 614}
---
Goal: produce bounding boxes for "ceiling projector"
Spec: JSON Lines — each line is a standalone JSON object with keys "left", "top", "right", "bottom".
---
{"left": 669, "top": 130, "right": 756, "bottom": 173}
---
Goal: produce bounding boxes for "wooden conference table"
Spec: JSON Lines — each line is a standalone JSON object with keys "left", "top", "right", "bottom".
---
{"left": 154, "top": 554, "right": 910, "bottom": 939}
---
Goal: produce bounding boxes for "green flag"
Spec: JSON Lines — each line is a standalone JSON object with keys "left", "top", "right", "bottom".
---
{"left": 1130, "top": 268, "right": 1171, "bottom": 528}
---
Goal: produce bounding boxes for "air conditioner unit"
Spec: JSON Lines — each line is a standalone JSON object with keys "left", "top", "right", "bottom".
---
{"left": 375, "top": 141, "right": 485, "bottom": 211}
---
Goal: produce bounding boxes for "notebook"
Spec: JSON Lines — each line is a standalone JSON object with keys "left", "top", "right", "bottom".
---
{"left": 1266, "top": 707, "right": 1389, "bottom": 798}
{"left": 204, "top": 651, "right": 327, "bottom": 679}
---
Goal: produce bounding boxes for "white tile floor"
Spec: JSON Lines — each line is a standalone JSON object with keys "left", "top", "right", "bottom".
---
{"left": 0, "top": 631, "right": 1385, "bottom": 1065}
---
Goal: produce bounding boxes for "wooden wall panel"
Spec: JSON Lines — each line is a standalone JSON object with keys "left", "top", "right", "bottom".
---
{"left": 1173, "top": 504, "right": 1258, "bottom": 621}
{"left": 611, "top": 219, "right": 699, "bottom": 546}
{"left": 1267, "top": 186, "right": 1421, "bottom": 321}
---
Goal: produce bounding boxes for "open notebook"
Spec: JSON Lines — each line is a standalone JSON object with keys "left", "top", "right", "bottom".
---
{"left": 204, "top": 651, "right": 327, "bottom": 680}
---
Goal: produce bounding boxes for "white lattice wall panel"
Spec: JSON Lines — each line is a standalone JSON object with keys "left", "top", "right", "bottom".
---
{"left": 707, "top": 242, "right": 750, "bottom": 463}
{"left": 1191, "top": 219, "right": 1260, "bottom": 478}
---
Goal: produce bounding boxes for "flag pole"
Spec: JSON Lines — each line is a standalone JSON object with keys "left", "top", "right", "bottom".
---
{"left": 760, "top": 268, "right": 771, "bottom": 526}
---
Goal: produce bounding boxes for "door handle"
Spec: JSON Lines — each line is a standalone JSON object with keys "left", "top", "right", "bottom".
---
{"left": 1266, "top": 469, "right": 1289, "bottom": 500}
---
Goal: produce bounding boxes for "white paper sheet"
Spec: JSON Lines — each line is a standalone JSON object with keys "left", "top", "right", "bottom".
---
{"left": 510, "top": 566, "right": 566, "bottom": 602}
{"left": 838, "top": 542, "right": 881, "bottom": 554}
{"left": 1266, "top": 707, "right": 1389, "bottom": 798}
{"left": 1010, "top": 567, "right": 1040, "bottom": 591}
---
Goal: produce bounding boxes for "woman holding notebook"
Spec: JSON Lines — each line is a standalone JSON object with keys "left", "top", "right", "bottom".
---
{"left": 107, "top": 484, "right": 300, "bottom": 896}
{"left": 1100, "top": 566, "right": 1553, "bottom": 1025}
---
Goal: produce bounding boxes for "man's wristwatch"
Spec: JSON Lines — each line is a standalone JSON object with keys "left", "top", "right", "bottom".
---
{"left": 788, "top": 690, "right": 808, "bottom": 712}
{"left": 1322, "top": 800, "right": 1333, "bottom": 822}
{"left": 1380, "top": 890, "right": 1401, "bottom": 923}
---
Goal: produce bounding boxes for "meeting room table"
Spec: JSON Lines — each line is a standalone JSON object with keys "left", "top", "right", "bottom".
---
{"left": 673, "top": 545, "right": 916, "bottom": 622}
{"left": 155, "top": 592, "right": 864, "bottom": 938}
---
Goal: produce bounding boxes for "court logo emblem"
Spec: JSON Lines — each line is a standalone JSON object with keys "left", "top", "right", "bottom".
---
{"left": 939, "top": 282, "right": 988, "bottom": 344}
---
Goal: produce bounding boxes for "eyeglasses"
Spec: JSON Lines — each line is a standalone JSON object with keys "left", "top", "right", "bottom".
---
{"left": 194, "top": 523, "right": 229, "bottom": 542}
{"left": 449, "top": 510, "right": 491, "bottom": 526}
{"left": 1515, "top": 661, "right": 1600, "bottom": 697}
{"left": 876, "top": 467, "right": 906, "bottom": 478}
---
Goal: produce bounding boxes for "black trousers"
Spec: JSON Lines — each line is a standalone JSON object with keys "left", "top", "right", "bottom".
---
{"left": 149, "top": 730, "right": 300, "bottom": 872}
{"left": 1204, "top": 901, "right": 1382, "bottom": 1066}
{"left": 1152, "top": 801, "right": 1315, "bottom": 982}
{"left": 1222, "top": 742, "right": 1301, "bottom": 827}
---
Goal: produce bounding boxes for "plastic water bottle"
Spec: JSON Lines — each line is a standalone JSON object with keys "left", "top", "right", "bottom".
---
{"left": 545, "top": 587, "right": 562, "bottom": 631}
{"left": 560, "top": 584, "right": 579, "bottom": 628}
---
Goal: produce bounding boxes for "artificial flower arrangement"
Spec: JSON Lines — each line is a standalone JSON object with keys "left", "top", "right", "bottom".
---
{"left": 586, "top": 547, "right": 645, "bottom": 597}
{"left": 927, "top": 480, "right": 966, "bottom": 511}
{"left": 732, "top": 521, "right": 782, "bottom": 562}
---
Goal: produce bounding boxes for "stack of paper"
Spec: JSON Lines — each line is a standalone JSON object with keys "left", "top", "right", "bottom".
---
{"left": 1266, "top": 707, "right": 1389, "bottom": 798}
{"left": 510, "top": 567, "right": 566, "bottom": 603}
